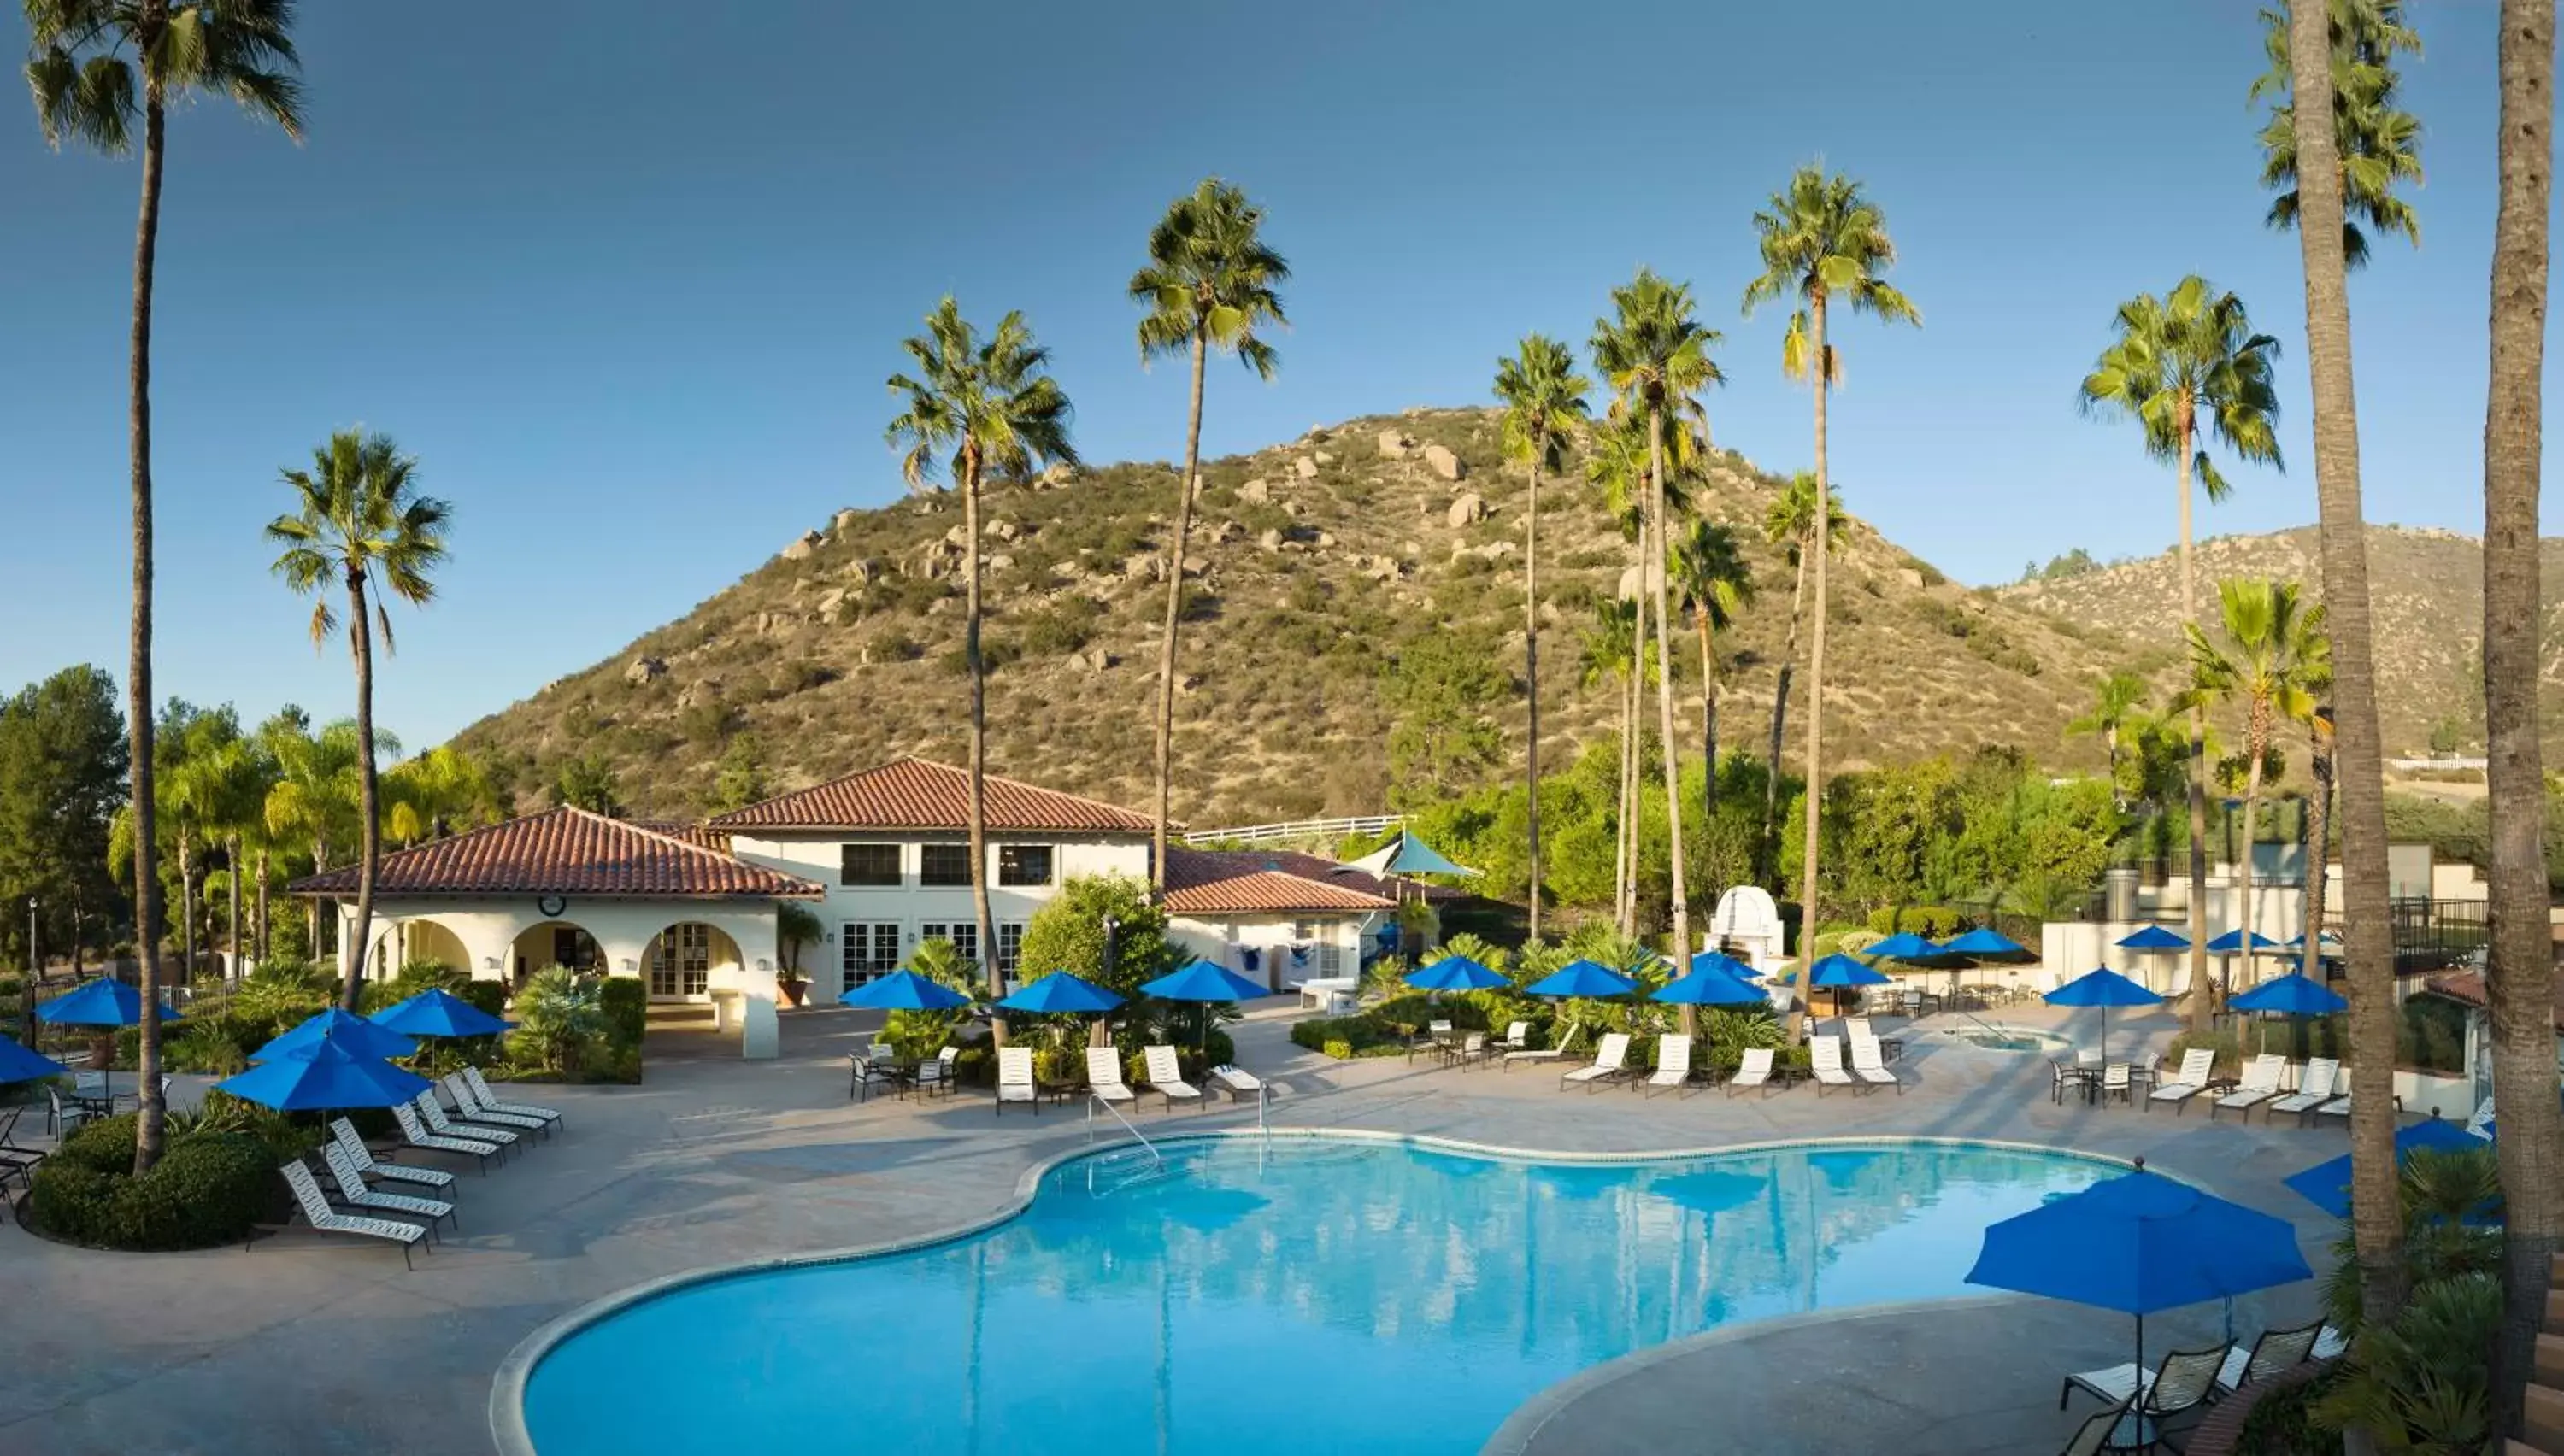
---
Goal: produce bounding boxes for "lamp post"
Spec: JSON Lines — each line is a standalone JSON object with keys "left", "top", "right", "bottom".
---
{"left": 23, "top": 896, "right": 35, "bottom": 1044}
{"left": 1097, "top": 915, "right": 1120, "bottom": 1049}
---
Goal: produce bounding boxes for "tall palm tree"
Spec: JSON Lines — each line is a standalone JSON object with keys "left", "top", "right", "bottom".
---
{"left": 261, "top": 708, "right": 354, "bottom": 956}
{"left": 887, "top": 299, "right": 1077, "bottom": 1012}
{"left": 1757, "top": 471, "right": 1847, "bottom": 882}
{"left": 1592, "top": 271, "right": 1721, "bottom": 973}
{"left": 2078, "top": 278, "right": 2283, "bottom": 1036}
{"left": 2251, "top": 0, "right": 2424, "bottom": 271}
{"left": 1743, "top": 167, "right": 1919, "bottom": 1043}
{"left": 2175, "top": 579, "right": 2327, "bottom": 1010}
{"left": 26, "top": 0, "right": 303, "bottom": 1175}
{"left": 265, "top": 432, "right": 450, "bottom": 1010}
{"left": 385, "top": 745, "right": 491, "bottom": 848}
{"left": 2065, "top": 670, "right": 2150, "bottom": 808}
{"left": 1587, "top": 417, "right": 1655, "bottom": 934}
{"left": 2469, "top": 0, "right": 2563, "bottom": 1424}
{"left": 1129, "top": 179, "right": 1287, "bottom": 889}
{"left": 1670, "top": 518, "right": 1754, "bottom": 826}
{"left": 1492, "top": 336, "right": 1591, "bottom": 943}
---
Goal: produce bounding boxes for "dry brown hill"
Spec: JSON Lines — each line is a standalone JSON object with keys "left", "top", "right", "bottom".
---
{"left": 450, "top": 408, "right": 2149, "bottom": 824}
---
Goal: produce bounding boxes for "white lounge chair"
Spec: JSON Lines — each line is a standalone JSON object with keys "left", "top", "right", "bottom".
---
{"left": 1726, "top": 1047, "right": 1777, "bottom": 1096}
{"left": 1644, "top": 1035, "right": 1695, "bottom": 1097}
{"left": 462, "top": 1067, "right": 562, "bottom": 1130}
{"left": 1210, "top": 1065, "right": 1264, "bottom": 1101}
{"left": 2213, "top": 1320, "right": 2326, "bottom": 1395}
{"left": 1849, "top": 1035, "right": 1902, "bottom": 1095}
{"left": 1503, "top": 1022, "right": 1581, "bottom": 1071}
{"left": 1498, "top": 1020, "right": 1533, "bottom": 1053}
{"left": 329, "top": 1118, "right": 456, "bottom": 1197}
{"left": 391, "top": 1101, "right": 503, "bottom": 1172}
{"left": 1561, "top": 1032, "right": 1632, "bottom": 1092}
{"left": 2144, "top": 1048, "right": 2219, "bottom": 1115}
{"left": 414, "top": 1091, "right": 520, "bottom": 1156}
{"left": 444, "top": 1073, "right": 551, "bottom": 1138}
{"left": 2061, "top": 1342, "right": 2232, "bottom": 1423}
{"left": 274, "top": 1160, "right": 429, "bottom": 1269}
{"left": 2467, "top": 1095, "right": 2496, "bottom": 1137}
{"left": 2266, "top": 1059, "right": 2339, "bottom": 1122}
{"left": 1142, "top": 1045, "right": 1203, "bottom": 1112}
{"left": 1844, "top": 1016, "right": 1874, "bottom": 1044}
{"left": 995, "top": 1046, "right": 1039, "bottom": 1115}
{"left": 1085, "top": 1047, "right": 1137, "bottom": 1107}
{"left": 320, "top": 1144, "right": 457, "bottom": 1236}
{"left": 2211, "top": 1055, "right": 2287, "bottom": 1122}
{"left": 1808, "top": 1034, "right": 1858, "bottom": 1095}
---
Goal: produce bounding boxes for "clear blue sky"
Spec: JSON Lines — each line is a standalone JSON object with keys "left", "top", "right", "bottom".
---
{"left": 0, "top": 0, "right": 2544, "bottom": 752}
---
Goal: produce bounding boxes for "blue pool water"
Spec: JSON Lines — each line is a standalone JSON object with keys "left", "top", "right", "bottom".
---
{"left": 520, "top": 1137, "right": 2113, "bottom": 1455}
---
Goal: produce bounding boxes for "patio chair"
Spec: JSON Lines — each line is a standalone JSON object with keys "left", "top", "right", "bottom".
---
{"left": 1849, "top": 1036, "right": 1902, "bottom": 1095}
{"left": 2145, "top": 1048, "right": 2219, "bottom": 1115}
{"left": 1561, "top": 1032, "right": 1633, "bottom": 1093}
{"left": 273, "top": 1160, "right": 429, "bottom": 1269}
{"left": 1503, "top": 1022, "right": 1582, "bottom": 1071}
{"left": 1142, "top": 1045, "right": 1203, "bottom": 1113}
{"left": 461, "top": 1067, "right": 562, "bottom": 1130}
{"left": 912, "top": 1046, "right": 960, "bottom": 1100}
{"left": 2054, "top": 1399, "right": 2137, "bottom": 1456}
{"left": 1498, "top": 1021, "right": 1533, "bottom": 1053}
{"left": 2211, "top": 1055, "right": 2287, "bottom": 1122}
{"left": 2097, "top": 1061, "right": 2132, "bottom": 1107}
{"left": 1445, "top": 1031, "right": 1488, "bottom": 1071}
{"left": 2126, "top": 1050, "right": 2161, "bottom": 1094}
{"left": 0, "top": 1108, "right": 39, "bottom": 1192}
{"left": 1726, "top": 1047, "right": 1777, "bottom": 1097}
{"left": 2214, "top": 1319, "right": 2325, "bottom": 1396}
{"left": 2074, "top": 1048, "right": 2104, "bottom": 1071}
{"left": 1209, "top": 1065, "right": 1264, "bottom": 1101}
{"left": 444, "top": 1073, "right": 552, "bottom": 1139}
{"left": 1643, "top": 1035, "right": 1695, "bottom": 1097}
{"left": 848, "top": 1048, "right": 897, "bottom": 1103}
{"left": 2061, "top": 1342, "right": 2232, "bottom": 1424}
{"left": 1086, "top": 1048, "right": 1137, "bottom": 1109}
{"left": 1808, "top": 1034, "right": 1859, "bottom": 1096}
{"left": 2267, "top": 1059, "right": 2339, "bottom": 1123}
{"left": 45, "top": 1085, "right": 91, "bottom": 1140}
{"left": 326, "top": 1118, "right": 456, "bottom": 1199}
{"left": 390, "top": 1101, "right": 503, "bottom": 1173}
{"left": 413, "top": 1091, "right": 520, "bottom": 1158}
{"left": 995, "top": 1046, "right": 1039, "bottom": 1115}
{"left": 2049, "top": 1059, "right": 2084, "bottom": 1107}
{"left": 319, "top": 1143, "right": 458, "bottom": 1236}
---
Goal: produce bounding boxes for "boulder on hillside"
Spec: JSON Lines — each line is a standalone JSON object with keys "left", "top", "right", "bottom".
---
{"left": 1897, "top": 567, "right": 1926, "bottom": 590}
{"left": 942, "top": 525, "right": 969, "bottom": 549}
{"left": 988, "top": 519, "right": 1021, "bottom": 543}
{"left": 832, "top": 508, "right": 862, "bottom": 536}
{"left": 1239, "top": 478, "right": 1271, "bottom": 504}
{"left": 675, "top": 678, "right": 722, "bottom": 710}
{"left": 1258, "top": 528, "right": 1284, "bottom": 553}
{"left": 623, "top": 656, "right": 667, "bottom": 687}
{"left": 1314, "top": 449, "right": 1336, "bottom": 466}
{"left": 1377, "top": 429, "right": 1412, "bottom": 459}
{"left": 1125, "top": 554, "right": 1159, "bottom": 582}
{"left": 1037, "top": 462, "right": 1076, "bottom": 490}
{"left": 781, "top": 530, "right": 823, "bottom": 561}
{"left": 844, "top": 556, "right": 879, "bottom": 584}
{"left": 1294, "top": 456, "right": 1320, "bottom": 480}
{"left": 1447, "top": 491, "right": 1486, "bottom": 527}
{"left": 988, "top": 554, "right": 1014, "bottom": 572}
{"left": 1422, "top": 444, "right": 1466, "bottom": 481}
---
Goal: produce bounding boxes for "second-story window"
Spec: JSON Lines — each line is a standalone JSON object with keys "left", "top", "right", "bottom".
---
{"left": 998, "top": 844, "right": 1055, "bottom": 887}
{"left": 919, "top": 843, "right": 973, "bottom": 887}
{"left": 840, "top": 843, "right": 901, "bottom": 887}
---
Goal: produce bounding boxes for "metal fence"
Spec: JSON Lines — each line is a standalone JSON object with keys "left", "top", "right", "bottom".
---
{"left": 1179, "top": 815, "right": 1405, "bottom": 848}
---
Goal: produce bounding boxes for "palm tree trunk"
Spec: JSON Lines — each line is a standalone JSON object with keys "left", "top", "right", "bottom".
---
{"left": 1525, "top": 456, "right": 1544, "bottom": 943}
{"left": 1644, "top": 413, "right": 1693, "bottom": 1030}
{"left": 1697, "top": 606, "right": 1718, "bottom": 831}
{"left": 344, "top": 574, "right": 380, "bottom": 1011}
{"left": 1150, "top": 332, "right": 1209, "bottom": 890}
{"left": 2177, "top": 418, "right": 2214, "bottom": 1037}
{"left": 225, "top": 834, "right": 241, "bottom": 982}
{"left": 1623, "top": 595, "right": 1648, "bottom": 936}
{"left": 255, "top": 845, "right": 269, "bottom": 972}
{"left": 1791, "top": 294, "right": 1833, "bottom": 1048}
{"left": 2477, "top": 0, "right": 2563, "bottom": 1424}
{"left": 1761, "top": 553, "right": 1808, "bottom": 885}
{"left": 128, "top": 87, "right": 168, "bottom": 1177}
{"left": 963, "top": 448, "right": 1003, "bottom": 1035}
{"left": 2299, "top": 719, "right": 2333, "bottom": 981}
{"left": 2237, "top": 725, "right": 2265, "bottom": 1007}
{"left": 177, "top": 831, "right": 196, "bottom": 987}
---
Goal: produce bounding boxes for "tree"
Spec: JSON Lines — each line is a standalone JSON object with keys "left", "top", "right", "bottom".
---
{"left": 0, "top": 666, "right": 126, "bottom": 978}
{"left": 1592, "top": 270, "right": 1722, "bottom": 983}
{"left": 1670, "top": 518, "right": 1754, "bottom": 833}
{"left": 262, "top": 710, "right": 363, "bottom": 956}
{"left": 26, "top": 0, "right": 304, "bottom": 1176}
{"left": 1015, "top": 872, "right": 1179, "bottom": 1008}
{"left": 266, "top": 431, "right": 450, "bottom": 1010}
{"left": 1129, "top": 178, "right": 1288, "bottom": 889}
{"left": 2176, "top": 579, "right": 2327, "bottom": 1011}
{"left": 2065, "top": 670, "right": 2150, "bottom": 808}
{"left": 2252, "top": 0, "right": 2424, "bottom": 270}
{"left": 1585, "top": 417, "right": 1661, "bottom": 935}
{"left": 1579, "top": 598, "right": 1641, "bottom": 929}
{"left": 1491, "top": 335, "right": 1591, "bottom": 942}
{"left": 707, "top": 735, "right": 772, "bottom": 816}
{"left": 2472, "top": 0, "right": 2562, "bottom": 1428}
{"left": 549, "top": 753, "right": 623, "bottom": 818}
{"left": 776, "top": 901, "right": 822, "bottom": 982}
{"left": 383, "top": 745, "right": 491, "bottom": 848}
{"left": 886, "top": 298, "right": 1078, "bottom": 1011}
{"left": 1744, "top": 165, "right": 1920, "bottom": 1044}
{"left": 1384, "top": 633, "right": 1509, "bottom": 806}
{"left": 1758, "top": 471, "right": 1848, "bottom": 883}
{"left": 2078, "top": 278, "right": 2283, "bottom": 1035}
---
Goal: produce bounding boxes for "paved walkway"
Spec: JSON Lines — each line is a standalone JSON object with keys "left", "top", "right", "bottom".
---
{"left": 0, "top": 1001, "right": 2349, "bottom": 1455}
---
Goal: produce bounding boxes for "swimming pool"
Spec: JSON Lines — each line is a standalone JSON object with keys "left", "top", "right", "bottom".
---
{"left": 515, "top": 1136, "right": 2114, "bottom": 1456}
{"left": 1940, "top": 1022, "right": 2080, "bottom": 1054}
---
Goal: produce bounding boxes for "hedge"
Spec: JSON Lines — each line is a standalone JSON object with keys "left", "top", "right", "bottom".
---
{"left": 28, "top": 1114, "right": 283, "bottom": 1251}
{"left": 1864, "top": 906, "right": 1967, "bottom": 938}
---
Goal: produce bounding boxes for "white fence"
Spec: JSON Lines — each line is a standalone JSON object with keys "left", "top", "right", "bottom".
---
{"left": 1180, "top": 814, "right": 1404, "bottom": 848}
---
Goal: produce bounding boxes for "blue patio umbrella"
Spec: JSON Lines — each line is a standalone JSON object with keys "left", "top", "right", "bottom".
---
{"left": 371, "top": 987, "right": 513, "bottom": 1039}
{"left": 1690, "top": 949, "right": 1761, "bottom": 981}
{"left": 2114, "top": 925, "right": 2191, "bottom": 995}
{"left": 1523, "top": 960, "right": 1638, "bottom": 1001}
{"left": 1405, "top": 955, "right": 1510, "bottom": 993}
{"left": 0, "top": 1037, "right": 68, "bottom": 1084}
{"left": 1967, "top": 1162, "right": 2314, "bottom": 1386}
{"left": 1803, "top": 953, "right": 1891, "bottom": 1015}
{"left": 214, "top": 1036, "right": 434, "bottom": 1112}
{"left": 253, "top": 1007, "right": 420, "bottom": 1064}
{"left": 997, "top": 971, "right": 1124, "bottom": 1015}
{"left": 1141, "top": 960, "right": 1267, "bottom": 1050}
{"left": 36, "top": 978, "right": 181, "bottom": 1103}
{"left": 1863, "top": 932, "right": 1946, "bottom": 961}
{"left": 2229, "top": 972, "right": 2349, "bottom": 1060}
{"left": 2207, "top": 929, "right": 2283, "bottom": 953}
{"left": 1652, "top": 966, "right": 1768, "bottom": 1007}
{"left": 840, "top": 969, "right": 973, "bottom": 1012}
{"left": 1943, "top": 927, "right": 2032, "bottom": 960}
{"left": 2044, "top": 966, "right": 2167, "bottom": 1057}
{"left": 2283, "top": 1119, "right": 2493, "bottom": 1220}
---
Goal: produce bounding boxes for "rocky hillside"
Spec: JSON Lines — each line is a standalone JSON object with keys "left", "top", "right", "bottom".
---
{"left": 450, "top": 408, "right": 2146, "bottom": 824}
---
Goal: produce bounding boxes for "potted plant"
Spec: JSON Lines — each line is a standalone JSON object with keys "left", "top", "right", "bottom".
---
{"left": 777, "top": 903, "right": 823, "bottom": 1008}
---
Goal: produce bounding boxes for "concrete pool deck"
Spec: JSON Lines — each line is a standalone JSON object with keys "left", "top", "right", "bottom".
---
{"left": 0, "top": 1001, "right": 2360, "bottom": 1455}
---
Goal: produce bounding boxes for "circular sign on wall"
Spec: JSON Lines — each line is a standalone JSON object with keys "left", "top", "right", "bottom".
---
{"left": 537, "top": 895, "right": 568, "bottom": 919}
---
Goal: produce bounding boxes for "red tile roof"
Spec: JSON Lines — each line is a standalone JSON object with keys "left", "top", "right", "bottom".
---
{"left": 1208, "top": 846, "right": 1470, "bottom": 903}
{"left": 2423, "top": 970, "right": 2564, "bottom": 1029}
{"left": 1161, "top": 848, "right": 1397, "bottom": 915}
{"left": 287, "top": 807, "right": 824, "bottom": 900}
{"left": 708, "top": 757, "right": 1153, "bottom": 833}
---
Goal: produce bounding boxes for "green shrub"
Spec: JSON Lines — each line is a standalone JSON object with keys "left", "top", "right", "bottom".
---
{"left": 1863, "top": 906, "right": 1966, "bottom": 938}
{"left": 28, "top": 1118, "right": 281, "bottom": 1252}
{"left": 599, "top": 977, "right": 645, "bottom": 1054}
{"left": 2235, "top": 1370, "right": 2334, "bottom": 1456}
{"left": 1322, "top": 1038, "right": 1354, "bottom": 1060}
{"left": 511, "top": 967, "right": 604, "bottom": 1073}
{"left": 457, "top": 980, "right": 509, "bottom": 1020}
{"left": 2168, "top": 1027, "right": 2241, "bottom": 1078}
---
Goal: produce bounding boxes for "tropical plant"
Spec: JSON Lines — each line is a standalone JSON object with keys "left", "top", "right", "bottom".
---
{"left": 265, "top": 431, "right": 451, "bottom": 1010}
{"left": 383, "top": 745, "right": 491, "bottom": 848}
{"left": 24, "top": 0, "right": 304, "bottom": 1176}
{"left": 886, "top": 298, "right": 1077, "bottom": 1011}
{"left": 510, "top": 966, "right": 603, "bottom": 1074}
{"left": 1757, "top": 470, "right": 1848, "bottom": 882}
{"left": 2317, "top": 1271, "right": 2500, "bottom": 1453}
{"left": 881, "top": 936, "right": 979, "bottom": 1058}
{"left": 1491, "top": 334, "right": 1591, "bottom": 942}
{"left": 2064, "top": 670, "right": 2149, "bottom": 809}
{"left": 2078, "top": 276, "right": 2283, "bottom": 1035}
{"left": 1129, "top": 177, "right": 1288, "bottom": 888}
{"left": 1670, "top": 518, "right": 1754, "bottom": 828}
{"left": 2251, "top": 0, "right": 2424, "bottom": 270}
{"left": 776, "top": 901, "right": 823, "bottom": 981}
{"left": 1743, "top": 165, "right": 1920, "bottom": 1043}
{"left": 549, "top": 751, "right": 623, "bottom": 816}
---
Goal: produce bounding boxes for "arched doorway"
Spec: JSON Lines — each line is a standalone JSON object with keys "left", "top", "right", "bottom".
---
{"left": 511, "top": 920, "right": 603, "bottom": 989}
{"left": 367, "top": 919, "right": 473, "bottom": 983}
{"left": 642, "top": 921, "right": 742, "bottom": 1003}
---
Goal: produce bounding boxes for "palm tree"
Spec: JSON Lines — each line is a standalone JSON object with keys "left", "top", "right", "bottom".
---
{"left": 1579, "top": 598, "right": 1640, "bottom": 931}
{"left": 887, "top": 299, "right": 1078, "bottom": 1012}
{"left": 1492, "top": 336, "right": 1591, "bottom": 944}
{"left": 1757, "top": 471, "right": 1847, "bottom": 882}
{"left": 265, "top": 431, "right": 451, "bottom": 1010}
{"left": 2078, "top": 278, "right": 2283, "bottom": 1036}
{"left": 2251, "top": 0, "right": 2423, "bottom": 271}
{"left": 385, "top": 745, "right": 491, "bottom": 848}
{"left": 1670, "top": 518, "right": 1754, "bottom": 827}
{"left": 2468, "top": 0, "right": 2562, "bottom": 1423}
{"left": 1586, "top": 414, "right": 1682, "bottom": 934}
{"left": 1743, "top": 166, "right": 1920, "bottom": 1043}
{"left": 26, "top": 0, "right": 304, "bottom": 1176}
{"left": 2065, "top": 670, "right": 2150, "bottom": 808}
{"left": 1592, "top": 271, "right": 1722, "bottom": 973}
{"left": 1129, "top": 179, "right": 1288, "bottom": 889}
{"left": 2175, "top": 579, "right": 2327, "bottom": 1013}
